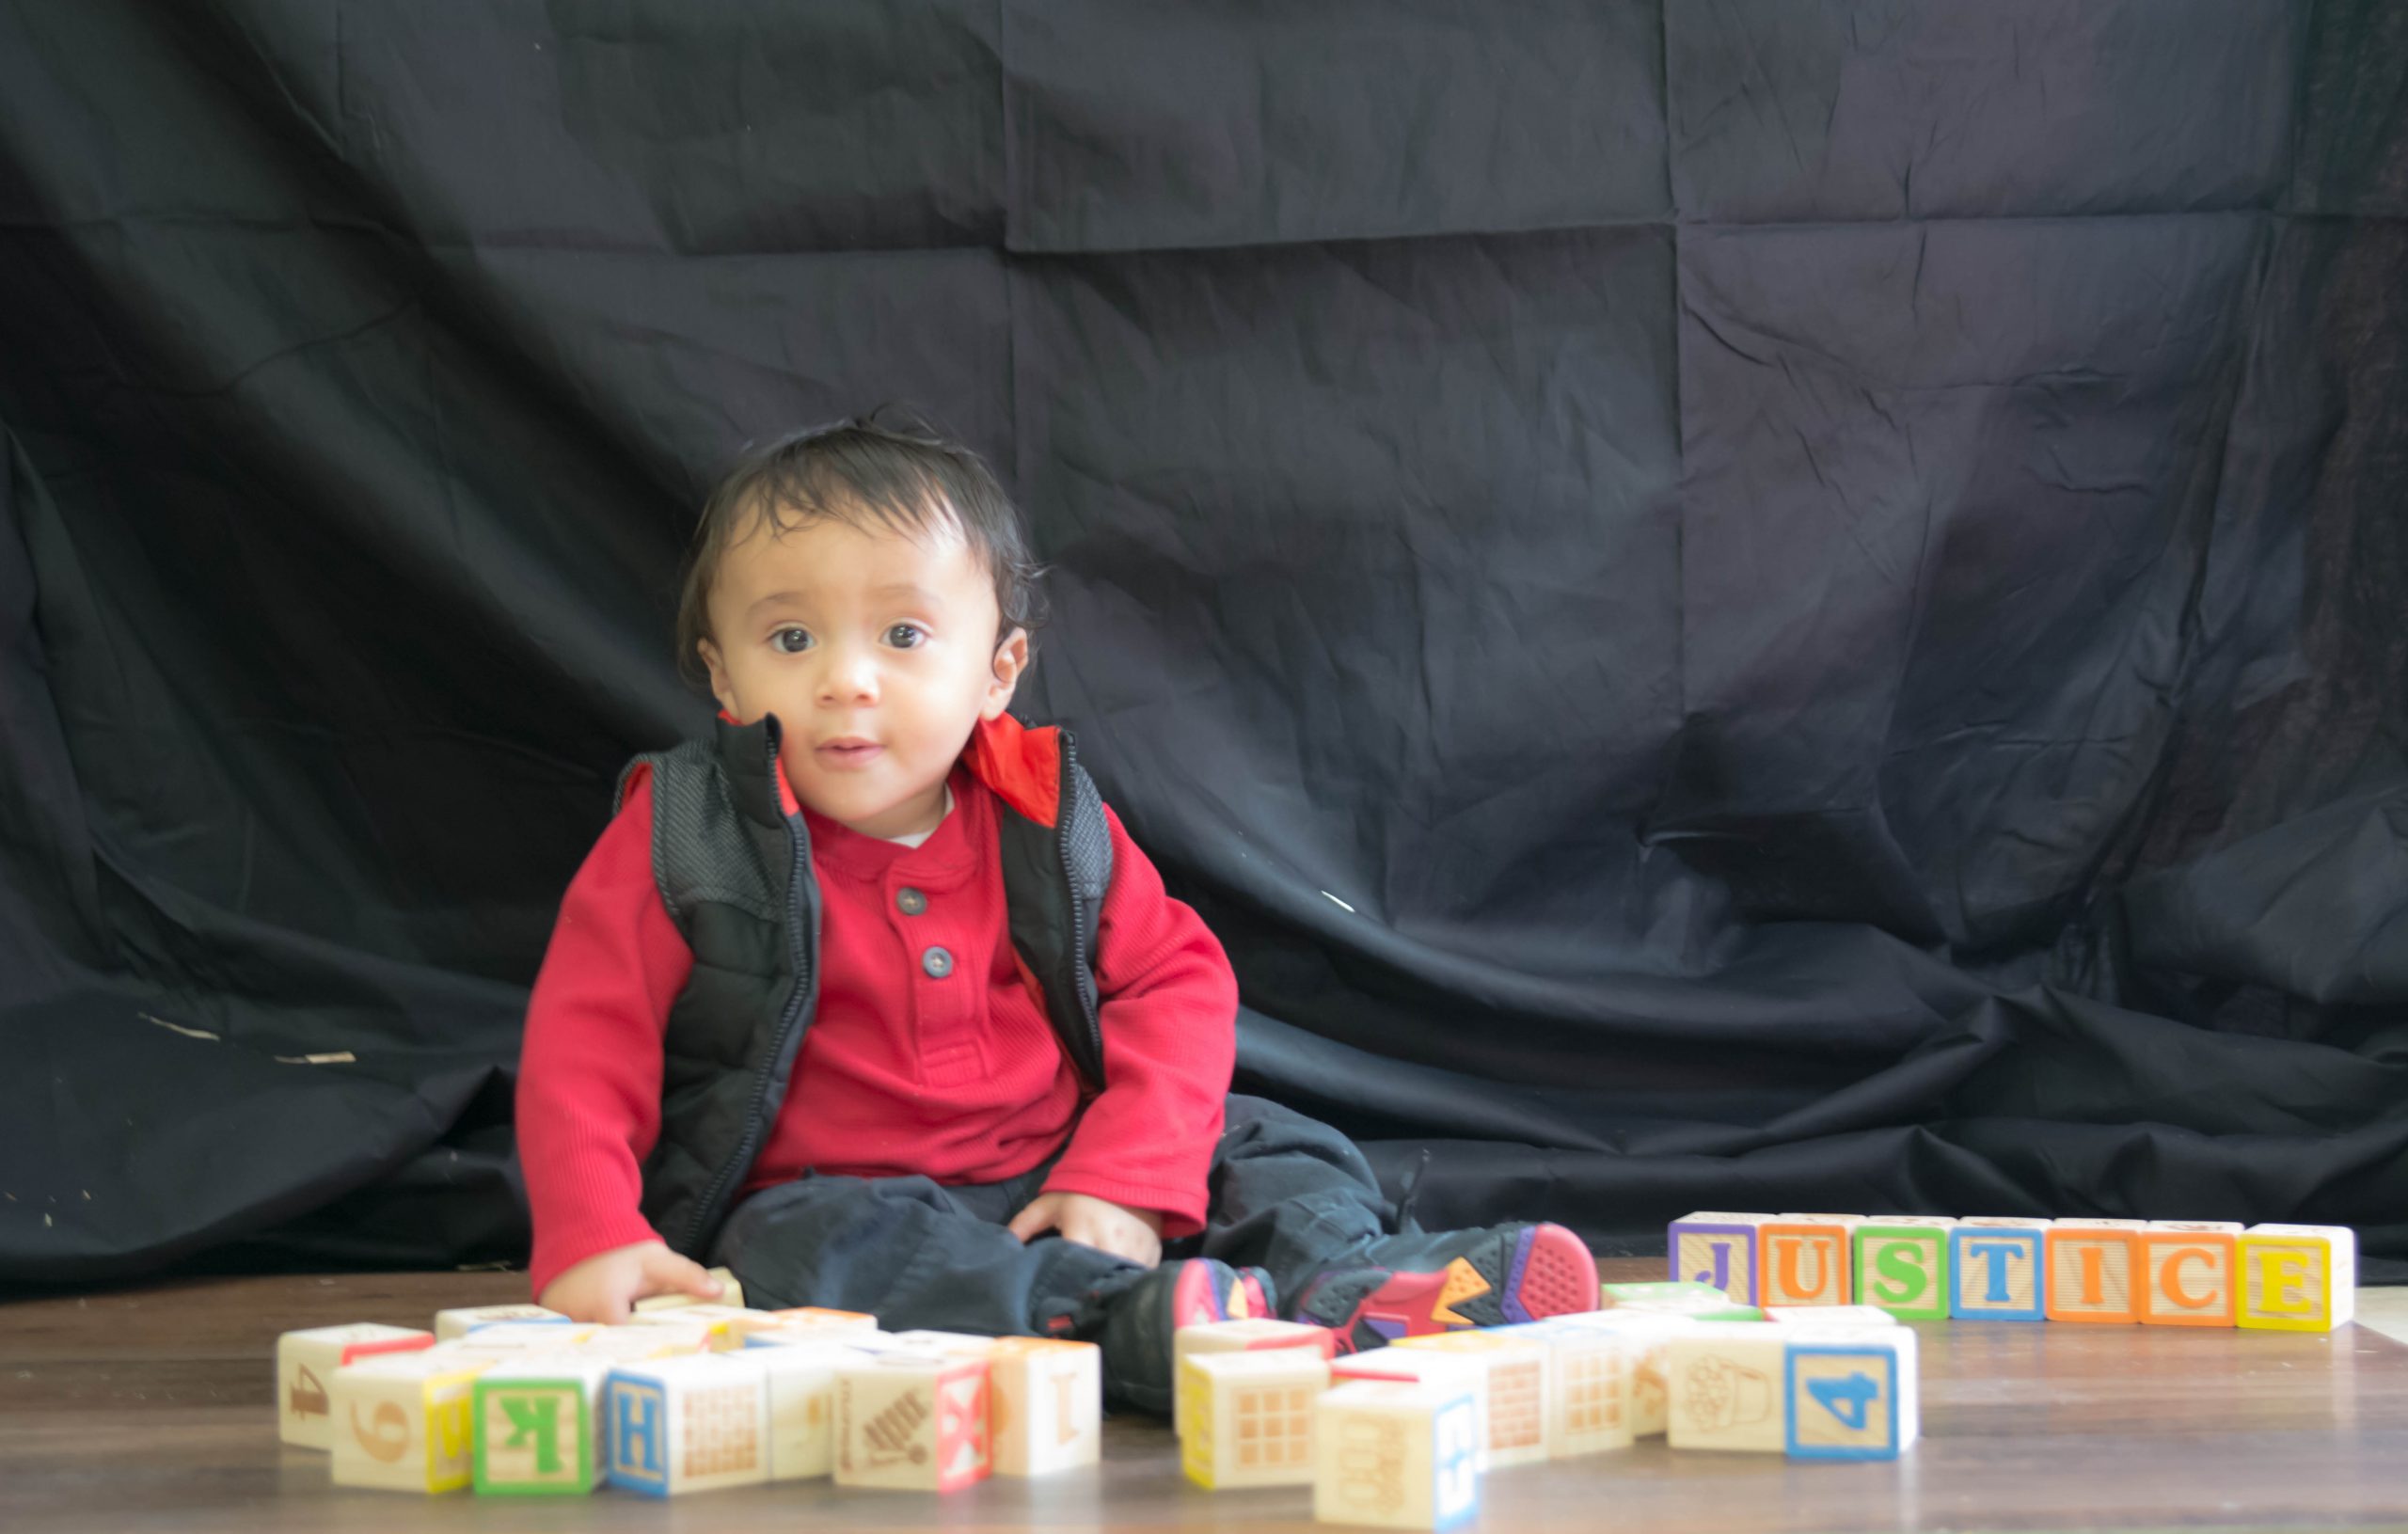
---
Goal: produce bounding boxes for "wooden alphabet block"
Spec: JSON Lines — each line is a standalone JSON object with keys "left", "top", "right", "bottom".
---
{"left": 471, "top": 1357, "right": 612, "bottom": 1495}
{"left": 1665, "top": 1321, "right": 1790, "bottom": 1453}
{"left": 762, "top": 1305, "right": 880, "bottom": 1336}
{"left": 2045, "top": 1220, "right": 2146, "bottom": 1323}
{"left": 569, "top": 1320, "right": 715, "bottom": 1361}
{"left": 882, "top": 1329, "right": 999, "bottom": 1359}
{"left": 1313, "top": 1381, "right": 1482, "bottom": 1531}
{"left": 1172, "top": 1318, "right": 1336, "bottom": 1439}
{"left": 433, "top": 1305, "right": 568, "bottom": 1342}
{"left": 2137, "top": 1221, "right": 2242, "bottom": 1327}
{"left": 1950, "top": 1218, "right": 2049, "bottom": 1321}
{"left": 440, "top": 1321, "right": 605, "bottom": 1355}
{"left": 603, "top": 1353, "right": 770, "bottom": 1496}
{"left": 1666, "top": 1212, "right": 1775, "bottom": 1305}
{"left": 1598, "top": 1280, "right": 1761, "bottom": 1321}
{"left": 986, "top": 1337, "right": 1101, "bottom": 1477}
{"left": 276, "top": 1323, "right": 436, "bottom": 1449}
{"left": 626, "top": 1304, "right": 780, "bottom": 1352}
{"left": 1784, "top": 1325, "right": 1918, "bottom": 1462}
{"left": 1332, "top": 1349, "right": 1493, "bottom": 1471}
{"left": 1852, "top": 1219, "right": 1956, "bottom": 1320}
{"left": 631, "top": 1267, "right": 744, "bottom": 1311}
{"left": 1180, "top": 1349, "right": 1331, "bottom": 1489}
{"left": 1493, "top": 1320, "right": 1634, "bottom": 1459}
{"left": 745, "top": 1339, "right": 873, "bottom": 1479}
{"left": 328, "top": 1351, "right": 491, "bottom": 1493}
{"left": 1757, "top": 1218, "right": 1857, "bottom": 1307}
{"left": 1545, "top": 1308, "right": 1694, "bottom": 1437}
{"left": 833, "top": 1352, "right": 991, "bottom": 1492}
{"left": 1766, "top": 1305, "right": 1903, "bottom": 1330}
{"left": 1388, "top": 1330, "right": 1550, "bottom": 1467}
{"left": 2238, "top": 1224, "right": 2357, "bottom": 1332}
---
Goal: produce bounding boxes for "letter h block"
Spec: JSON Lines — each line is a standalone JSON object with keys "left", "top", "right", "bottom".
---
{"left": 1758, "top": 1217, "right": 1858, "bottom": 1307}
{"left": 603, "top": 1353, "right": 771, "bottom": 1496}
{"left": 1666, "top": 1212, "right": 1773, "bottom": 1305}
{"left": 1313, "top": 1380, "right": 1482, "bottom": 1531}
{"left": 1950, "top": 1218, "right": 2048, "bottom": 1321}
{"left": 2045, "top": 1219, "right": 2147, "bottom": 1324}
{"left": 2138, "top": 1221, "right": 2242, "bottom": 1326}
{"left": 472, "top": 1358, "right": 611, "bottom": 1495}
{"left": 2239, "top": 1224, "right": 2358, "bottom": 1332}
{"left": 1852, "top": 1218, "right": 1956, "bottom": 1321}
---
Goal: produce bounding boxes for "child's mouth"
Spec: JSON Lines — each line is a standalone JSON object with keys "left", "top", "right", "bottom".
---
{"left": 817, "top": 742, "right": 883, "bottom": 768}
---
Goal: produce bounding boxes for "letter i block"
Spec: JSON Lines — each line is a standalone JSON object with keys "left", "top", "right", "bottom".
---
{"left": 1667, "top": 1212, "right": 1774, "bottom": 1305}
{"left": 1389, "top": 1330, "right": 1552, "bottom": 1468}
{"left": 2239, "top": 1224, "right": 2358, "bottom": 1332}
{"left": 1852, "top": 1218, "right": 1956, "bottom": 1321}
{"left": 746, "top": 1338, "right": 872, "bottom": 1480}
{"left": 986, "top": 1337, "right": 1102, "bottom": 1477}
{"left": 1758, "top": 1217, "right": 1859, "bottom": 1307}
{"left": 277, "top": 1323, "right": 436, "bottom": 1448}
{"left": 2138, "top": 1222, "right": 2242, "bottom": 1327}
{"left": 1785, "top": 1325, "right": 1919, "bottom": 1462}
{"left": 329, "top": 1352, "right": 492, "bottom": 1493}
{"left": 603, "top": 1353, "right": 770, "bottom": 1496}
{"left": 1950, "top": 1218, "right": 2049, "bottom": 1321}
{"left": 1665, "top": 1321, "right": 1791, "bottom": 1453}
{"left": 1180, "top": 1349, "right": 1332, "bottom": 1489}
{"left": 2045, "top": 1220, "right": 2147, "bottom": 1323}
{"left": 1314, "top": 1381, "right": 1482, "bottom": 1531}
{"left": 472, "top": 1358, "right": 611, "bottom": 1494}
{"left": 833, "top": 1353, "right": 991, "bottom": 1492}
{"left": 1172, "top": 1318, "right": 1336, "bottom": 1439}
{"left": 1333, "top": 1351, "right": 1494, "bottom": 1471}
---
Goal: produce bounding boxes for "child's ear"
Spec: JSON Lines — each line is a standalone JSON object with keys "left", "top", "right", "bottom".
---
{"left": 981, "top": 627, "right": 1030, "bottom": 720}
{"left": 698, "top": 638, "right": 741, "bottom": 720}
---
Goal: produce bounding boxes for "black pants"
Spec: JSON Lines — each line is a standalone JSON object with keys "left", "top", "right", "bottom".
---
{"left": 709, "top": 1094, "right": 1398, "bottom": 1336}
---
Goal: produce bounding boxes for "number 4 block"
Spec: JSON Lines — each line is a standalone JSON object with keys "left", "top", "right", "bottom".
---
{"left": 2239, "top": 1224, "right": 2357, "bottom": 1332}
{"left": 1785, "top": 1326, "right": 1919, "bottom": 1462}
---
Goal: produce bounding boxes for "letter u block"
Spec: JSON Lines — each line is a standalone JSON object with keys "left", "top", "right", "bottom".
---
{"left": 2238, "top": 1224, "right": 2358, "bottom": 1332}
{"left": 2138, "top": 1222, "right": 2242, "bottom": 1326}
{"left": 329, "top": 1351, "right": 492, "bottom": 1493}
{"left": 833, "top": 1352, "right": 991, "bottom": 1492}
{"left": 603, "top": 1353, "right": 770, "bottom": 1496}
{"left": 1758, "top": 1218, "right": 1857, "bottom": 1307}
{"left": 1785, "top": 1326, "right": 1919, "bottom": 1462}
{"left": 1313, "top": 1381, "right": 1482, "bottom": 1531}
{"left": 986, "top": 1337, "right": 1102, "bottom": 1477}
{"left": 2045, "top": 1220, "right": 2147, "bottom": 1323}
{"left": 1950, "top": 1219, "right": 2048, "bottom": 1321}
{"left": 472, "top": 1358, "right": 611, "bottom": 1494}
{"left": 1181, "top": 1349, "right": 1333, "bottom": 1489}
{"left": 1853, "top": 1219, "right": 1956, "bottom": 1321}
{"left": 1666, "top": 1212, "right": 1773, "bottom": 1305}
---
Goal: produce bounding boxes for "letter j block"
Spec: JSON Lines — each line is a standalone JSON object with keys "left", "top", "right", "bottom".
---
{"left": 1852, "top": 1220, "right": 1955, "bottom": 1321}
{"left": 2238, "top": 1225, "right": 2357, "bottom": 1332}
{"left": 1666, "top": 1212, "right": 1771, "bottom": 1305}
{"left": 1950, "top": 1220, "right": 2047, "bottom": 1321}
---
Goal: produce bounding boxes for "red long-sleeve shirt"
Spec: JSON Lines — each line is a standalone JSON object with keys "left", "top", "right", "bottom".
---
{"left": 515, "top": 747, "right": 1238, "bottom": 1299}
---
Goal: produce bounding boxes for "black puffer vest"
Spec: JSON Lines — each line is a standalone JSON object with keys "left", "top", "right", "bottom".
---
{"left": 612, "top": 708, "right": 1115, "bottom": 1260}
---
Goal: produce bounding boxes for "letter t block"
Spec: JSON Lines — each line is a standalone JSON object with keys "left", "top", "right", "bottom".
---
{"left": 1951, "top": 1219, "right": 2047, "bottom": 1321}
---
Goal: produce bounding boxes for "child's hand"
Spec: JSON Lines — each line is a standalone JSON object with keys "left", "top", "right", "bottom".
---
{"left": 1006, "top": 1192, "right": 1164, "bottom": 1269}
{"left": 536, "top": 1239, "right": 724, "bottom": 1324}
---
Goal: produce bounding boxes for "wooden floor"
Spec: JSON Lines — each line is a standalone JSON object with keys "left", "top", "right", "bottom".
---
{"left": 5, "top": 1260, "right": 2406, "bottom": 1532}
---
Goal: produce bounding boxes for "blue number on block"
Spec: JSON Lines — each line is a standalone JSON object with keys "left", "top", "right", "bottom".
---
{"left": 1806, "top": 1370, "right": 1878, "bottom": 1431}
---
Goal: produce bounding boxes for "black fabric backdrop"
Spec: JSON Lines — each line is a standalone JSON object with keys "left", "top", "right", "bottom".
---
{"left": 3, "top": 1, "right": 2404, "bottom": 1287}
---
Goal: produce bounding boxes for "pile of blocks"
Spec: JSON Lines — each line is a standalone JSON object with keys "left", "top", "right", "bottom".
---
{"left": 276, "top": 1270, "right": 1103, "bottom": 1499}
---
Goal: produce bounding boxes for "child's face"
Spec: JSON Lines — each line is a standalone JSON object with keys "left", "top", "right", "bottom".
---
{"left": 697, "top": 496, "right": 1027, "bottom": 842}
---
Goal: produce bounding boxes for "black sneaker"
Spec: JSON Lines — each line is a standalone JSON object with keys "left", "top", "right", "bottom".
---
{"left": 1290, "top": 1221, "right": 1598, "bottom": 1354}
{"left": 1090, "top": 1257, "right": 1275, "bottom": 1415}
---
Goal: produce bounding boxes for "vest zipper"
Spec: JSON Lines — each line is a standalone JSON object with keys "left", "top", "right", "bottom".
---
{"left": 680, "top": 730, "right": 818, "bottom": 1256}
{"left": 1057, "top": 729, "right": 1105, "bottom": 1081}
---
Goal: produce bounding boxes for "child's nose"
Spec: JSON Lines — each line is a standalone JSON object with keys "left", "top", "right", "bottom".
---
{"left": 818, "top": 645, "right": 879, "bottom": 703}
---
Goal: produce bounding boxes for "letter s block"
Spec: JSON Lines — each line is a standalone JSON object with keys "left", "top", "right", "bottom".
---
{"left": 2138, "top": 1222, "right": 2242, "bottom": 1327}
{"left": 1852, "top": 1220, "right": 1955, "bottom": 1321}
{"left": 2238, "top": 1225, "right": 2357, "bottom": 1333}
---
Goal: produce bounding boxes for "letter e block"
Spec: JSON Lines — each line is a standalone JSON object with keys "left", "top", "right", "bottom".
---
{"left": 1785, "top": 1326, "right": 1918, "bottom": 1462}
{"left": 1313, "top": 1381, "right": 1481, "bottom": 1531}
{"left": 1951, "top": 1219, "right": 2048, "bottom": 1321}
{"left": 987, "top": 1337, "right": 1101, "bottom": 1477}
{"left": 1666, "top": 1212, "right": 1772, "bottom": 1305}
{"left": 2138, "top": 1222, "right": 2242, "bottom": 1327}
{"left": 277, "top": 1323, "right": 436, "bottom": 1449}
{"left": 2239, "top": 1225, "right": 2357, "bottom": 1332}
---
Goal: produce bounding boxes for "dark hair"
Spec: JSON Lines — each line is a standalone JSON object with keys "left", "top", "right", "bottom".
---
{"left": 673, "top": 403, "right": 1050, "bottom": 696}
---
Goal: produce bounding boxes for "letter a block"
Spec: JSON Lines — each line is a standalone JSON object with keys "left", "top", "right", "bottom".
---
{"left": 604, "top": 1353, "right": 771, "bottom": 1496}
{"left": 1666, "top": 1322, "right": 1789, "bottom": 1453}
{"left": 2239, "top": 1224, "right": 2357, "bottom": 1332}
{"left": 1853, "top": 1218, "right": 1956, "bottom": 1321}
{"left": 1172, "top": 1318, "right": 1335, "bottom": 1439}
{"left": 1313, "top": 1381, "right": 1482, "bottom": 1531}
{"left": 2138, "top": 1221, "right": 2242, "bottom": 1327}
{"left": 1951, "top": 1218, "right": 2048, "bottom": 1321}
{"left": 472, "top": 1358, "right": 611, "bottom": 1494}
{"left": 2045, "top": 1220, "right": 2146, "bottom": 1324}
{"left": 1785, "top": 1326, "right": 1919, "bottom": 1462}
{"left": 986, "top": 1337, "right": 1102, "bottom": 1477}
{"left": 1758, "top": 1217, "right": 1858, "bottom": 1307}
{"left": 1180, "top": 1349, "right": 1331, "bottom": 1489}
{"left": 1666, "top": 1212, "right": 1773, "bottom": 1305}
{"left": 833, "top": 1353, "right": 991, "bottom": 1492}
{"left": 277, "top": 1323, "right": 436, "bottom": 1448}
{"left": 329, "top": 1351, "right": 491, "bottom": 1493}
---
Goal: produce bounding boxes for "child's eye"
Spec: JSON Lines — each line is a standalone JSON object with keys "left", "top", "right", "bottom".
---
{"left": 770, "top": 627, "right": 813, "bottom": 654}
{"left": 886, "top": 624, "right": 927, "bottom": 649}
